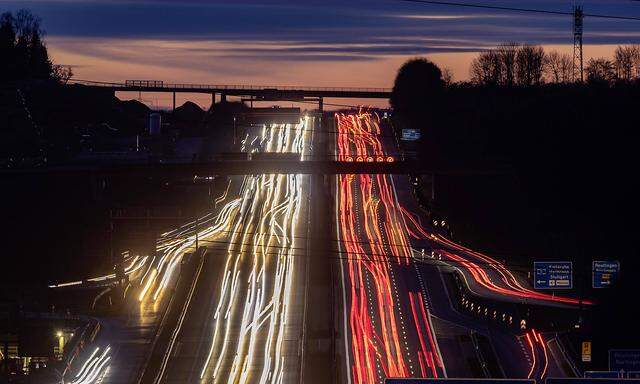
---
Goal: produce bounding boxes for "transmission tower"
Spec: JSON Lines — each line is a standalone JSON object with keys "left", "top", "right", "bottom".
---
{"left": 573, "top": 5, "right": 584, "bottom": 82}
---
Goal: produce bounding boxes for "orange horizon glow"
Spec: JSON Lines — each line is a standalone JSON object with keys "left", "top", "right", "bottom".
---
{"left": 47, "top": 36, "right": 625, "bottom": 110}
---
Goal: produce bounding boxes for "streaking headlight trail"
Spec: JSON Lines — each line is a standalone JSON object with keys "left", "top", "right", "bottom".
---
{"left": 69, "top": 345, "right": 111, "bottom": 384}
{"left": 200, "top": 119, "right": 309, "bottom": 384}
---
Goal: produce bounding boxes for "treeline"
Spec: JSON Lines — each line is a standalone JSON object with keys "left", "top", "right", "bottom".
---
{"left": 391, "top": 56, "right": 640, "bottom": 358}
{"left": 0, "top": 9, "right": 71, "bottom": 84}
{"left": 469, "top": 42, "right": 640, "bottom": 86}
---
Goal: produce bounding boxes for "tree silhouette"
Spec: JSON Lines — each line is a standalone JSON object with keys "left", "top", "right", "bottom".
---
{"left": 0, "top": 9, "right": 64, "bottom": 83}
{"left": 390, "top": 58, "right": 444, "bottom": 133}
{"left": 0, "top": 12, "right": 17, "bottom": 81}
{"left": 614, "top": 45, "right": 639, "bottom": 82}
{"left": 515, "top": 44, "right": 545, "bottom": 86}
{"left": 497, "top": 42, "right": 518, "bottom": 86}
{"left": 545, "top": 51, "right": 573, "bottom": 83}
{"left": 586, "top": 58, "right": 616, "bottom": 85}
{"left": 470, "top": 50, "right": 502, "bottom": 86}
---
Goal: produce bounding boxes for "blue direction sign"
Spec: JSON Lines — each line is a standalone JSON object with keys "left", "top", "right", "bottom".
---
{"left": 386, "top": 380, "right": 534, "bottom": 384}
{"left": 534, "top": 261, "right": 573, "bottom": 289}
{"left": 610, "top": 350, "right": 640, "bottom": 372}
{"left": 401, "top": 128, "right": 421, "bottom": 141}
{"left": 593, "top": 261, "right": 620, "bottom": 288}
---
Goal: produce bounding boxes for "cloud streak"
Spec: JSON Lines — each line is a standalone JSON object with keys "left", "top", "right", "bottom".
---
{"left": 4, "top": 0, "right": 639, "bottom": 92}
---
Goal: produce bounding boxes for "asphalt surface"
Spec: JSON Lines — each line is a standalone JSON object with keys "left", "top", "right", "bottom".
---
{"left": 64, "top": 119, "right": 313, "bottom": 384}
{"left": 64, "top": 112, "right": 584, "bottom": 384}
{"left": 334, "top": 113, "right": 446, "bottom": 384}
{"left": 332, "top": 111, "right": 580, "bottom": 384}
{"left": 156, "top": 119, "right": 313, "bottom": 384}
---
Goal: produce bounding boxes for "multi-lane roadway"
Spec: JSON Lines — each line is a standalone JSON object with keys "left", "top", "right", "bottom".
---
{"left": 195, "top": 119, "right": 311, "bottom": 384}
{"left": 332, "top": 111, "right": 588, "bottom": 383}
{"left": 62, "top": 110, "right": 590, "bottom": 384}
{"left": 335, "top": 112, "right": 446, "bottom": 384}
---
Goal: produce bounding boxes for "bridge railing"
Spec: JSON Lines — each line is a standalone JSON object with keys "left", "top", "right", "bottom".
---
{"left": 125, "top": 80, "right": 164, "bottom": 87}
{"left": 68, "top": 79, "right": 391, "bottom": 93}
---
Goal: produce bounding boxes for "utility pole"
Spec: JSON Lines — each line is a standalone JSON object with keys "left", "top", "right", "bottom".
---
{"left": 573, "top": 5, "right": 584, "bottom": 82}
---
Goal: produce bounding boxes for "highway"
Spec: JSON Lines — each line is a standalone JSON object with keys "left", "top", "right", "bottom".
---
{"left": 153, "top": 118, "right": 313, "bottom": 384}
{"left": 395, "top": 183, "right": 585, "bottom": 381}
{"left": 61, "top": 111, "right": 587, "bottom": 384}
{"left": 335, "top": 112, "right": 446, "bottom": 384}
{"left": 400, "top": 206, "right": 592, "bottom": 307}
{"left": 333, "top": 111, "right": 585, "bottom": 383}
{"left": 60, "top": 188, "right": 244, "bottom": 384}
{"left": 63, "top": 118, "right": 313, "bottom": 384}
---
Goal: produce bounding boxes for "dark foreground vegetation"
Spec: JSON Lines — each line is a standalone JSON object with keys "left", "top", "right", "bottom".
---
{"left": 392, "top": 55, "right": 640, "bottom": 369}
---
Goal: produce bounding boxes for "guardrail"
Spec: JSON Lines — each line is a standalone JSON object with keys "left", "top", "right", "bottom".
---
{"left": 470, "top": 331, "right": 492, "bottom": 378}
{"left": 68, "top": 79, "right": 391, "bottom": 93}
{"left": 135, "top": 250, "right": 202, "bottom": 384}
{"left": 552, "top": 333, "right": 581, "bottom": 377}
{"left": 60, "top": 318, "right": 101, "bottom": 380}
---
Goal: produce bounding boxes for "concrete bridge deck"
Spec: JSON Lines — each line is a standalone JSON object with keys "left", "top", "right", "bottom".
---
{"left": 68, "top": 79, "right": 392, "bottom": 100}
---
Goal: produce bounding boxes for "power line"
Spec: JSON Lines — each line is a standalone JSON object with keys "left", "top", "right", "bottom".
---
{"left": 397, "top": 0, "right": 640, "bottom": 21}
{"left": 151, "top": 226, "right": 538, "bottom": 271}
{"left": 157, "top": 237, "right": 536, "bottom": 272}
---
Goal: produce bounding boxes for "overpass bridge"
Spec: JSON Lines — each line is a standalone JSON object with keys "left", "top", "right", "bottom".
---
{"left": 67, "top": 79, "right": 392, "bottom": 110}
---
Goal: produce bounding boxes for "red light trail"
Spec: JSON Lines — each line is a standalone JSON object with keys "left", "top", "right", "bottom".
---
{"left": 524, "top": 328, "right": 549, "bottom": 380}
{"left": 335, "top": 110, "right": 584, "bottom": 384}
{"left": 400, "top": 206, "right": 593, "bottom": 306}
{"left": 336, "top": 111, "right": 444, "bottom": 383}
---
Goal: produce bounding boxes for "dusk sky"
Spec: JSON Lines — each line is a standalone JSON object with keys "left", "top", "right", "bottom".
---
{"left": 3, "top": 0, "right": 640, "bottom": 108}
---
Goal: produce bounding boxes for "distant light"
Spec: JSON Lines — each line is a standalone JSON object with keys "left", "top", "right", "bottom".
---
{"left": 346, "top": 156, "right": 354, "bottom": 162}
{"left": 56, "top": 331, "right": 63, "bottom": 338}
{"left": 376, "top": 156, "right": 384, "bottom": 162}
{"left": 386, "top": 156, "right": 394, "bottom": 162}
{"left": 355, "top": 156, "right": 364, "bottom": 162}
{"left": 366, "top": 157, "right": 374, "bottom": 162}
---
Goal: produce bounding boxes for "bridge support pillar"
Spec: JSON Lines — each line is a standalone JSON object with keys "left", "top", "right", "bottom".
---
{"left": 172, "top": 92, "right": 176, "bottom": 112}
{"left": 211, "top": 93, "right": 215, "bottom": 109}
{"left": 221, "top": 92, "right": 227, "bottom": 103}
{"left": 318, "top": 97, "right": 323, "bottom": 113}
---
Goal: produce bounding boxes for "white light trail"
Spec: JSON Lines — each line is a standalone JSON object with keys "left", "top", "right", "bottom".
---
{"left": 69, "top": 345, "right": 111, "bottom": 384}
{"left": 200, "top": 119, "right": 309, "bottom": 384}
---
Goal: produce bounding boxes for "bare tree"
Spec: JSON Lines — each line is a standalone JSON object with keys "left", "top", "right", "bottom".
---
{"left": 0, "top": 12, "right": 16, "bottom": 81}
{"left": 470, "top": 49, "right": 502, "bottom": 86}
{"left": 586, "top": 58, "right": 616, "bottom": 84}
{"left": 632, "top": 45, "right": 640, "bottom": 78}
{"left": 441, "top": 66, "right": 453, "bottom": 86}
{"left": 545, "top": 51, "right": 573, "bottom": 83}
{"left": 515, "top": 44, "right": 546, "bottom": 86}
{"left": 497, "top": 42, "right": 518, "bottom": 86}
{"left": 52, "top": 64, "right": 73, "bottom": 84}
{"left": 14, "top": 9, "right": 42, "bottom": 47}
{"left": 614, "top": 45, "right": 636, "bottom": 81}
